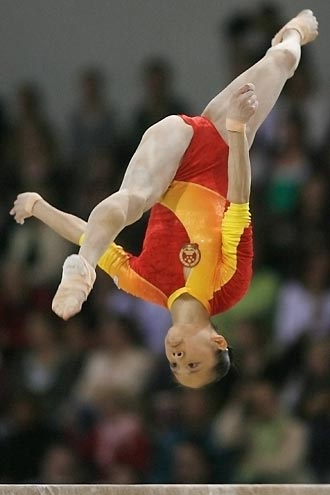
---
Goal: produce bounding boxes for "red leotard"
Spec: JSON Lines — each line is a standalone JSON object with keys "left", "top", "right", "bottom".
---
{"left": 86, "top": 115, "right": 253, "bottom": 316}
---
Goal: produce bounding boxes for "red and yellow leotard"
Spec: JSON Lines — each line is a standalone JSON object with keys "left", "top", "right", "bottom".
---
{"left": 91, "top": 115, "right": 253, "bottom": 316}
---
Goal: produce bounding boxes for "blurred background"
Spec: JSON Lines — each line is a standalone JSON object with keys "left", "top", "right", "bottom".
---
{"left": 0, "top": 0, "right": 330, "bottom": 485}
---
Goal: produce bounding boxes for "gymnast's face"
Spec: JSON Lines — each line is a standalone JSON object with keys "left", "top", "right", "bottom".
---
{"left": 165, "top": 323, "right": 228, "bottom": 388}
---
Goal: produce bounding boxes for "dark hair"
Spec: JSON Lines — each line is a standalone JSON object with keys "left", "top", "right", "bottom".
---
{"left": 213, "top": 347, "right": 234, "bottom": 382}
{"left": 210, "top": 322, "right": 234, "bottom": 382}
{"left": 171, "top": 347, "right": 235, "bottom": 389}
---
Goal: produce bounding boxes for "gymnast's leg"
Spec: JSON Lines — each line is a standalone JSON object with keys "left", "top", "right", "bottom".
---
{"left": 51, "top": 116, "right": 192, "bottom": 320}
{"left": 202, "top": 9, "right": 318, "bottom": 146}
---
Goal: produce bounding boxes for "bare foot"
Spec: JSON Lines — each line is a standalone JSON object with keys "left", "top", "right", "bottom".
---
{"left": 52, "top": 254, "right": 96, "bottom": 320}
{"left": 272, "top": 9, "right": 318, "bottom": 47}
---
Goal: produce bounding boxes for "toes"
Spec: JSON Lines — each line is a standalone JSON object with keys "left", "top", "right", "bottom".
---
{"left": 52, "top": 294, "right": 82, "bottom": 320}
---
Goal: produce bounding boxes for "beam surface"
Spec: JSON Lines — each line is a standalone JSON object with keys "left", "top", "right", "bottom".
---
{"left": 0, "top": 485, "right": 329, "bottom": 495}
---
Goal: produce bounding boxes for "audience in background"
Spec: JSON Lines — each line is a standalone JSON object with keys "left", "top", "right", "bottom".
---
{"left": 36, "top": 444, "right": 88, "bottom": 484}
{"left": 128, "top": 57, "right": 190, "bottom": 153}
{"left": 1, "top": 3, "right": 330, "bottom": 484}
{"left": 73, "top": 315, "right": 154, "bottom": 406}
{"left": 212, "top": 380, "right": 310, "bottom": 483}
{"left": 69, "top": 67, "right": 118, "bottom": 166}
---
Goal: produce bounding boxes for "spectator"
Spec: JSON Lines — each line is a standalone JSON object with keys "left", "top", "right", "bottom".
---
{"left": 0, "top": 395, "right": 60, "bottom": 482}
{"left": 5, "top": 83, "right": 61, "bottom": 201}
{"left": 103, "top": 289, "right": 172, "bottom": 354}
{"left": 74, "top": 315, "right": 155, "bottom": 405}
{"left": 91, "top": 390, "right": 152, "bottom": 480}
{"left": 294, "top": 174, "right": 330, "bottom": 252}
{"left": 169, "top": 440, "right": 216, "bottom": 484}
{"left": 4, "top": 215, "right": 72, "bottom": 295}
{"left": 274, "top": 248, "right": 330, "bottom": 352}
{"left": 129, "top": 57, "right": 190, "bottom": 151}
{"left": 36, "top": 444, "right": 88, "bottom": 483}
{"left": 9, "top": 310, "right": 75, "bottom": 419}
{"left": 71, "top": 148, "right": 121, "bottom": 220}
{"left": 0, "top": 262, "right": 31, "bottom": 353}
{"left": 7, "top": 82, "right": 58, "bottom": 164}
{"left": 222, "top": 4, "right": 283, "bottom": 77}
{"left": 213, "top": 238, "right": 280, "bottom": 335}
{"left": 283, "top": 339, "right": 330, "bottom": 482}
{"left": 223, "top": 319, "right": 272, "bottom": 381}
{"left": 212, "top": 380, "right": 310, "bottom": 483}
{"left": 69, "top": 67, "right": 118, "bottom": 166}
{"left": 264, "top": 111, "right": 313, "bottom": 274}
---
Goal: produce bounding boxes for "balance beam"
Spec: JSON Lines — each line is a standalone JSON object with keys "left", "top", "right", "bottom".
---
{"left": 0, "top": 485, "right": 329, "bottom": 495}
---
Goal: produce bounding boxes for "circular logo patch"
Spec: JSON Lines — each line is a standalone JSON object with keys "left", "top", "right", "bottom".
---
{"left": 179, "top": 243, "right": 201, "bottom": 267}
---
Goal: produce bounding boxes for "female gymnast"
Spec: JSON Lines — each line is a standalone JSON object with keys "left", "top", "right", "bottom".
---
{"left": 11, "top": 10, "right": 318, "bottom": 388}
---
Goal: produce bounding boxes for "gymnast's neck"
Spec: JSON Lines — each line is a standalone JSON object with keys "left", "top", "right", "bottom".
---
{"left": 170, "top": 294, "right": 210, "bottom": 327}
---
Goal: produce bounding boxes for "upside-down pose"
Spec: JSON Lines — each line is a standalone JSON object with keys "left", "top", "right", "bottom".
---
{"left": 11, "top": 10, "right": 318, "bottom": 388}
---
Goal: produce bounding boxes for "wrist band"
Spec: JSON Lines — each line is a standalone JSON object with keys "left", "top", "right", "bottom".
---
{"left": 226, "top": 118, "right": 246, "bottom": 133}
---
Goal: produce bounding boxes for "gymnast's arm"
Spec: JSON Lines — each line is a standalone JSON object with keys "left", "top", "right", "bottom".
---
{"left": 226, "top": 84, "right": 257, "bottom": 204}
{"left": 10, "top": 192, "right": 86, "bottom": 245}
{"left": 216, "top": 84, "right": 257, "bottom": 290}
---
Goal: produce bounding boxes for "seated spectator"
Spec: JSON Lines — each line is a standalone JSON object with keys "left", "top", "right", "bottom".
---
{"left": 148, "top": 388, "right": 220, "bottom": 483}
{"left": 280, "top": 59, "right": 330, "bottom": 151}
{"left": 294, "top": 174, "right": 330, "bottom": 252}
{"left": 5, "top": 83, "right": 62, "bottom": 201}
{"left": 74, "top": 315, "right": 155, "bottom": 405}
{"left": 7, "top": 82, "right": 58, "bottom": 165}
{"left": 0, "top": 394, "right": 60, "bottom": 482}
{"left": 129, "top": 56, "right": 191, "bottom": 151}
{"left": 0, "top": 262, "right": 31, "bottom": 353}
{"left": 222, "top": 3, "right": 283, "bottom": 77}
{"left": 103, "top": 289, "right": 172, "bottom": 354}
{"left": 224, "top": 319, "right": 272, "bottom": 382}
{"left": 69, "top": 67, "right": 118, "bottom": 165}
{"left": 274, "top": 248, "right": 330, "bottom": 352}
{"left": 169, "top": 440, "right": 216, "bottom": 484}
{"left": 70, "top": 148, "right": 121, "bottom": 220}
{"left": 266, "top": 111, "right": 311, "bottom": 215}
{"left": 36, "top": 444, "right": 88, "bottom": 483}
{"left": 263, "top": 111, "right": 313, "bottom": 274}
{"left": 89, "top": 390, "right": 152, "bottom": 480}
{"left": 297, "top": 339, "right": 330, "bottom": 482}
{"left": 4, "top": 215, "right": 72, "bottom": 296}
{"left": 9, "top": 310, "right": 76, "bottom": 420}
{"left": 213, "top": 238, "right": 280, "bottom": 335}
{"left": 103, "top": 462, "right": 142, "bottom": 484}
{"left": 212, "top": 380, "right": 310, "bottom": 483}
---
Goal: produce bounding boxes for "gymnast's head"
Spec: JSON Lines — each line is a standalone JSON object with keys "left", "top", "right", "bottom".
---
{"left": 164, "top": 322, "right": 231, "bottom": 388}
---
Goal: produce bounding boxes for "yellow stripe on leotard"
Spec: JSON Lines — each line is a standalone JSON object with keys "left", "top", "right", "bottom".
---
{"left": 162, "top": 182, "right": 251, "bottom": 312}
{"left": 161, "top": 180, "right": 226, "bottom": 311}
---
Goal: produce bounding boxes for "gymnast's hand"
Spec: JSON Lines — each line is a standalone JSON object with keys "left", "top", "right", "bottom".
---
{"left": 9, "top": 192, "right": 42, "bottom": 224}
{"left": 226, "top": 83, "right": 259, "bottom": 125}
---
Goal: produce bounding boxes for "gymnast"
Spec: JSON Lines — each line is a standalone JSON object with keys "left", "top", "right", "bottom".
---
{"left": 10, "top": 10, "right": 318, "bottom": 388}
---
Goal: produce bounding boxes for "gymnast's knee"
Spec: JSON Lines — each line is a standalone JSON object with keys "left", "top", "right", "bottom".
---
{"left": 88, "top": 190, "right": 147, "bottom": 230}
{"left": 126, "top": 191, "right": 148, "bottom": 224}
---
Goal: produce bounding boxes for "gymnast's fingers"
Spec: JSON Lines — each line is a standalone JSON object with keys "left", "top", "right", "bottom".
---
{"left": 238, "top": 83, "right": 255, "bottom": 95}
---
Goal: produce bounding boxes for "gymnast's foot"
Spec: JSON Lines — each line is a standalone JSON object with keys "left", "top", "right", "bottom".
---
{"left": 272, "top": 9, "right": 318, "bottom": 46}
{"left": 52, "top": 254, "right": 96, "bottom": 320}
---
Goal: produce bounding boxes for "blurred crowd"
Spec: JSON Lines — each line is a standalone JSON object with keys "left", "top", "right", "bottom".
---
{"left": 0, "top": 3, "right": 329, "bottom": 485}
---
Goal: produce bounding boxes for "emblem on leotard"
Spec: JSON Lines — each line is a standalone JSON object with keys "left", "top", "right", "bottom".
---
{"left": 179, "top": 243, "right": 201, "bottom": 267}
